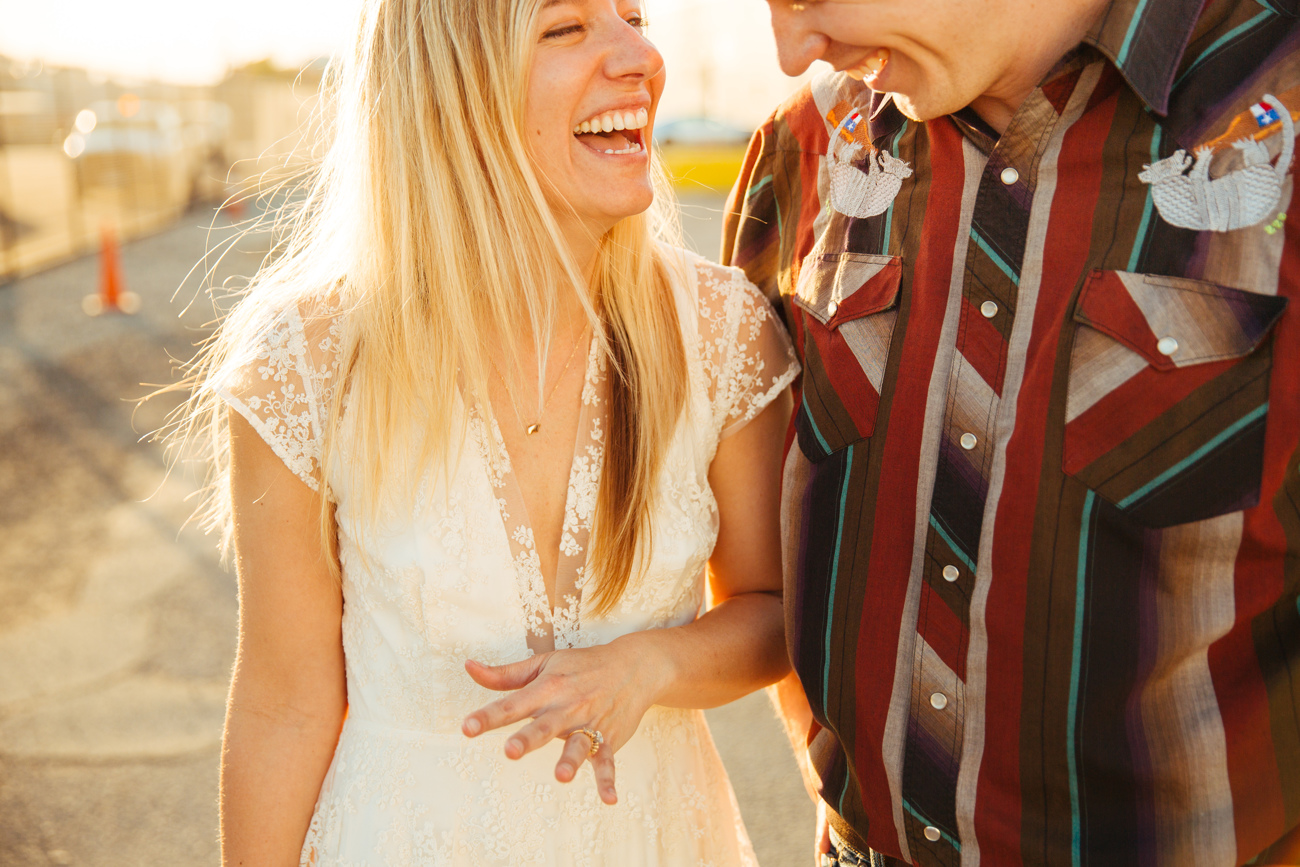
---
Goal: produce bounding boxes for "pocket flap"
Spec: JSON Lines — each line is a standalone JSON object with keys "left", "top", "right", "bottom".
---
{"left": 793, "top": 252, "right": 902, "bottom": 328}
{"left": 1073, "top": 270, "right": 1288, "bottom": 370}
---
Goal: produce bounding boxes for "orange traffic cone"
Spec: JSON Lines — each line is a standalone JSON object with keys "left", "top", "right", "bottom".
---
{"left": 83, "top": 224, "right": 140, "bottom": 316}
{"left": 219, "top": 195, "right": 246, "bottom": 219}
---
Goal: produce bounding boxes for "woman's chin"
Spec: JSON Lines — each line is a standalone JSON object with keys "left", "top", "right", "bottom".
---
{"left": 574, "top": 186, "right": 656, "bottom": 232}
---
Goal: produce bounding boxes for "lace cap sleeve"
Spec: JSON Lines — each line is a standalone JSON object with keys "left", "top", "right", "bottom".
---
{"left": 210, "top": 301, "right": 345, "bottom": 493}
{"left": 693, "top": 258, "right": 800, "bottom": 440}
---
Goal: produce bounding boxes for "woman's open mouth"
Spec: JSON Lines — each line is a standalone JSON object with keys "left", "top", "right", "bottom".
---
{"left": 573, "top": 108, "right": 649, "bottom": 155}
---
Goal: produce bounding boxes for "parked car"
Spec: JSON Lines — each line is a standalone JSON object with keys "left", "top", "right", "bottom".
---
{"left": 654, "top": 117, "right": 753, "bottom": 147}
{"left": 63, "top": 97, "right": 219, "bottom": 210}
{"left": 653, "top": 117, "right": 754, "bottom": 192}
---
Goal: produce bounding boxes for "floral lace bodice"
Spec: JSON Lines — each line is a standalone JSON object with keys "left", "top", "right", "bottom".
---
{"left": 215, "top": 249, "right": 799, "bottom": 866}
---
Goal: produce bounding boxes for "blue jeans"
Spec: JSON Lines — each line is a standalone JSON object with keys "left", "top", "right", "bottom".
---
{"left": 823, "top": 827, "right": 893, "bottom": 867}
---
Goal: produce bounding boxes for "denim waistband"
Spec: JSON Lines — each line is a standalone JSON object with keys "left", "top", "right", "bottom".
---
{"left": 825, "top": 825, "right": 872, "bottom": 867}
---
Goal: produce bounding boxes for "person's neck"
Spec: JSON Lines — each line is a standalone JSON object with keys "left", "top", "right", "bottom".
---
{"left": 969, "top": 0, "right": 1110, "bottom": 135}
{"left": 528, "top": 213, "right": 603, "bottom": 341}
{"left": 555, "top": 213, "right": 607, "bottom": 285}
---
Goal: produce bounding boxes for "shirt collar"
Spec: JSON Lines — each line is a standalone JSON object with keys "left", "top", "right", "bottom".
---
{"left": 864, "top": 0, "right": 1204, "bottom": 147}
{"left": 1082, "top": 0, "right": 1205, "bottom": 115}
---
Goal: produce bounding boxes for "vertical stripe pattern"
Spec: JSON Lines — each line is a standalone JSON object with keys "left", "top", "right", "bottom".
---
{"left": 721, "top": 1, "right": 1300, "bottom": 864}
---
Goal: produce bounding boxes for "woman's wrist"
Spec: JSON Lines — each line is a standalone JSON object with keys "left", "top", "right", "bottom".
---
{"left": 609, "top": 629, "right": 680, "bottom": 708}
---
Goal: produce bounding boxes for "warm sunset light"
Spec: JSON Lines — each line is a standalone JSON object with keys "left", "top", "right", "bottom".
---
{"left": 0, "top": 0, "right": 807, "bottom": 126}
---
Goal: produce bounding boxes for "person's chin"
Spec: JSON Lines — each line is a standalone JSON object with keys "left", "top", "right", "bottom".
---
{"left": 604, "top": 186, "right": 655, "bottom": 223}
{"left": 573, "top": 189, "right": 653, "bottom": 234}
{"left": 888, "top": 91, "right": 944, "bottom": 123}
{"left": 889, "top": 77, "right": 990, "bottom": 124}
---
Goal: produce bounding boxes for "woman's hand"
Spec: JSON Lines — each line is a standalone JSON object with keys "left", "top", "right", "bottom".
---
{"left": 815, "top": 799, "right": 832, "bottom": 865}
{"left": 460, "top": 638, "right": 672, "bottom": 805}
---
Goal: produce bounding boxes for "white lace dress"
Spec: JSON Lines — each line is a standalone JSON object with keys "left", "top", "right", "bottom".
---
{"left": 215, "top": 249, "right": 800, "bottom": 866}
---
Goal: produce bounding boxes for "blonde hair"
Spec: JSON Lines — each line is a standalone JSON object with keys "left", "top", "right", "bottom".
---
{"left": 169, "top": 0, "right": 687, "bottom": 614}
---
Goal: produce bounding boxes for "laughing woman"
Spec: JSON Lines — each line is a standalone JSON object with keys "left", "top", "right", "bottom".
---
{"left": 180, "top": 0, "right": 799, "bottom": 864}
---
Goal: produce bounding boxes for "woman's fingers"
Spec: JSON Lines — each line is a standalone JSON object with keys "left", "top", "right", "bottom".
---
{"left": 591, "top": 749, "right": 618, "bottom": 805}
{"left": 499, "top": 713, "right": 571, "bottom": 759}
{"left": 815, "top": 799, "right": 831, "bottom": 864}
{"left": 557, "top": 732, "right": 618, "bottom": 806}
{"left": 555, "top": 732, "right": 593, "bottom": 783}
{"left": 464, "top": 655, "right": 545, "bottom": 691}
{"left": 461, "top": 687, "right": 544, "bottom": 739}
{"left": 461, "top": 656, "right": 553, "bottom": 737}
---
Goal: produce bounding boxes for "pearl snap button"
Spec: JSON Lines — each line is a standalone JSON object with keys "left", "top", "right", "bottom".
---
{"left": 827, "top": 300, "right": 839, "bottom": 316}
{"left": 980, "top": 300, "right": 998, "bottom": 318}
{"left": 1000, "top": 167, "right": 1019, "bottom": 185}
{"left": 1157, "top": 336, "right": 1179, "bottom": 356}
{"left": 930, "top": 692, "right": 949, "bottom": 711}
{"left": 942, "top": 565, "right": 960, "bottom": 582}
{"left": 960, "top": 432, "right": 977, "bottom": 450}
{"left": 924, "top": 826, "right": 942, "bottom": 842}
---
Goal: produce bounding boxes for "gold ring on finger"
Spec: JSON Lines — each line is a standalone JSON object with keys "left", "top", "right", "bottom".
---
{"left": 576, "top": 727, "right": 603, "bottom": 757}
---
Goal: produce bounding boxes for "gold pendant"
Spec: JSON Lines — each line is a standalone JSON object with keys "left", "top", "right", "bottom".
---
{"left": 526, "top": 423, "right": 541, "bottom": 435}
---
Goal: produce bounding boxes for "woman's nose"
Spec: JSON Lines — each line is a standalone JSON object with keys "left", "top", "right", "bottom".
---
{"left": 606, "top": 21, "right": 665, "bottom": 82}
{"left": 767, "top": 3, "right": 829, "bottom": 77}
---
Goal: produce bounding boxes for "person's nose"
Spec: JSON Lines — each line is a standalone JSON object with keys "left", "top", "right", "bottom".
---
{"left": 606, "top": 20, "right": 665, "bottom": 84}
{"left": 767, "top": 2, "right": 830, "bottom": 76}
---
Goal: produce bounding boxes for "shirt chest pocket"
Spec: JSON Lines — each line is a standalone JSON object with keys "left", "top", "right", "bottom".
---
{"left": 1063, "top": 270, "right": 1288, "bottom": 527}
{"left": 791, "top": 252, "right": 903, "bottom": 461}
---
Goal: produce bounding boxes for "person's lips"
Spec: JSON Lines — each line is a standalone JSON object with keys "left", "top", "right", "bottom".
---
{"left": 572, "top": 107, "right": 649, "bottom": 155}
{"left": 845, "top": 48, "right": 890, "bottom": 86}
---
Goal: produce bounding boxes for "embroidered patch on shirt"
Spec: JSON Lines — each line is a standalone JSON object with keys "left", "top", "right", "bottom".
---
{"left": 1138, "top": 93, "right": 1294, "bottom": 232}
{"left": 1251, "top": 99, "right": 1282, "bottom": 128}
{"left": 826, "top": 109, "right": 913, "bottom": 220}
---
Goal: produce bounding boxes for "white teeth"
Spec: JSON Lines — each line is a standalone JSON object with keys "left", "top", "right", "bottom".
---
{"left": 574, "top": 111, "right": 650, "bottom": 138}
{"left": 602, "top": 142, "right": 643, "bottom": 155}
{"left": 573, "top": 110, "right": 650, "bottom": 136}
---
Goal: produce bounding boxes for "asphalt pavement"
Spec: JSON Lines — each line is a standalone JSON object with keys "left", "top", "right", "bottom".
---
{"left": 0, "top": 194, "right": 814, "bottom": 866}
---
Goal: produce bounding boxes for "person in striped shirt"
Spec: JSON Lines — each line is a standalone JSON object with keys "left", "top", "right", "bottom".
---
{"left": 724, "top": 0, "right": 1300, "bottom": 864}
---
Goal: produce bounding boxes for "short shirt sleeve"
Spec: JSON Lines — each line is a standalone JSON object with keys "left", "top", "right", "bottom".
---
{"left": 210, "top": 301, "right": 345, "bottom": 493}
{"left": 693, "top": 258, "right": 800, "bottom": 440}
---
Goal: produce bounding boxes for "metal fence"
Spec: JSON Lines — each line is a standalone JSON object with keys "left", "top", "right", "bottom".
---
{"left": 0, "top": 56, "right": 322, "bottom": 283}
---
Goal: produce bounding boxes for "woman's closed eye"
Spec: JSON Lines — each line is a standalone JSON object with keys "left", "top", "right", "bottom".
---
{"left": 543, "top": 15, "right": 646, "bottom": 41}
{"left": 543, "top": 22, "right": 585, "bottom": 40}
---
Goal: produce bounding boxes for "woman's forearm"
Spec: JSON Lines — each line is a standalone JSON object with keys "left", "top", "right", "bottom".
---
{"left": 220, "top": 692, "right": 344, "bottom": 866}
{"left": 615, "top": 589, "right": 788, "bottom": 711}
{"left": 222, "top": 414, "right": 348, "bottom": 865}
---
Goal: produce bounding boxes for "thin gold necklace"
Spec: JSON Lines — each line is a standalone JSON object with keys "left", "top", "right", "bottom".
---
{"left": 493, "top": 324, "right": 589, "bottom": 436}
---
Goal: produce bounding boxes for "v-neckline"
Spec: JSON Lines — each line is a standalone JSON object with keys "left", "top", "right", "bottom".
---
{"left": 477, "top": 338, "right": 605, "bottom": 655}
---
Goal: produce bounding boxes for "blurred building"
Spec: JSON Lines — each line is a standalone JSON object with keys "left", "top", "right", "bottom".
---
{"left": 0, "top": 55, "right": 324, "bottom": 281}
{"left": 650, "top": 1, "right": 812, "bottom": 131}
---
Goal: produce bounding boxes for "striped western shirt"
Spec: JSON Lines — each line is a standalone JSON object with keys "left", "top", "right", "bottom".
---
{"left": 722, "top": 1, "right": 1300, "bottom": 864}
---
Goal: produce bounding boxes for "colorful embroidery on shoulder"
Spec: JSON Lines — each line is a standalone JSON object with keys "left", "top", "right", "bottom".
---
{"left": 1139, "top": 93, "right": 1295, "bottom": 232}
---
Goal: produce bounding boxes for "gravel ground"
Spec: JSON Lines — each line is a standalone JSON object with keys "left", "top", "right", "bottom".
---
{"left": 0, "top": 194, "right": 814, "bottom": 866}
